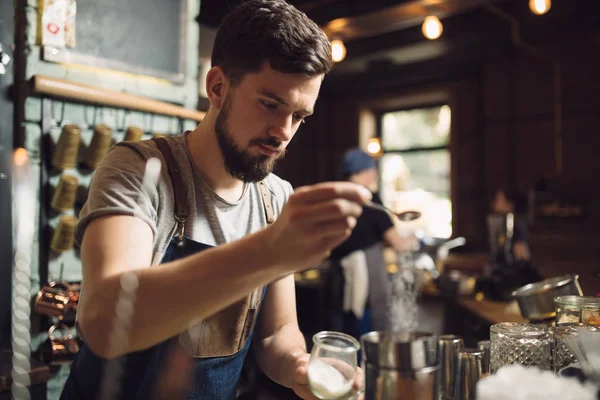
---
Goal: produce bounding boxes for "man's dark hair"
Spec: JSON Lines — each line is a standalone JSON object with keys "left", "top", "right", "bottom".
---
{"left": 211, "top": 0, "right": 334, "bottom": 85}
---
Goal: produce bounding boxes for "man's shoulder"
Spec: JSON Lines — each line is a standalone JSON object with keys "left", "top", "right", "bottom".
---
{"left": 262, "top": 173, "right": 293, "bottom": 200}
{"left": 100, "top": 134, "right": 187, "bottom": 171}
{"left": 115, "top": 134, "right": 185, "bottom": 159}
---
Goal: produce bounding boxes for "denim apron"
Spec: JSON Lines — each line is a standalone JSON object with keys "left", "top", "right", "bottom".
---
{"left": 60, "top": 137, "right": 275, "bottom": 400}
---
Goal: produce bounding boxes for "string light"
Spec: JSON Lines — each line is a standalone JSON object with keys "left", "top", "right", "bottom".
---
{"left": 331, "top": 39, "right": 346, "bottom": 63}
{"left": 422, "top": 15, "right": 443, "bottom": 40}
{"left": 367, "top": 137, "right": 382, "bottom": 157}
{"left": 529, "top": 0, "right": 551, "bottom": 15}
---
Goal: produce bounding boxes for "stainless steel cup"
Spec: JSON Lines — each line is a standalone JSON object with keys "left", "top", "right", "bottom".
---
{"left": 361, "top": 331, "right": 439, "bottom": 400}
{"left": 436, "top": 335, "right": 464, "bottom": 400}
{"left": 477, "top": 340, "right": 491, "bottom": 375}
{"left": 453, "top": 348, "right": 483, "bottom": 400}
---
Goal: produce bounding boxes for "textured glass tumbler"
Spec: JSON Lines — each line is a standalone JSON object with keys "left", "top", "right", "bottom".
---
{"left": 553, "top": 325, "right": 580, "bottom": 372}
{"left": 490, "top": 322, "right": 552, "bottom": 373}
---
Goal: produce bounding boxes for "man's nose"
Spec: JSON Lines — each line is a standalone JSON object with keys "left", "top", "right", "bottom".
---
{"left": 269, "top": 114, "right": 294, "bottom": 142}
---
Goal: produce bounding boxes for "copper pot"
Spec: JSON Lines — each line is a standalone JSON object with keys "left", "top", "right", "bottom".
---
{"left": 34, "top": 281, "right": 79, "bottom": 319}
{"left": 41, "top": 323, "right": 80, "bottom": 365}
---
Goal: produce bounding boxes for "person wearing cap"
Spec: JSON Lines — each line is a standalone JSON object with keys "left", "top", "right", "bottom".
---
{"left": 60, "top": 1, "right": 366, "bottom": 399}
{"left": 327, "top": 148, "right": 416, "bottom": 340}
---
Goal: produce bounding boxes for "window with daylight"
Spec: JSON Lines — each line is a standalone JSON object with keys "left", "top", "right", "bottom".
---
{"left": 379, "top": 105, "right": 452, "bottom": 238}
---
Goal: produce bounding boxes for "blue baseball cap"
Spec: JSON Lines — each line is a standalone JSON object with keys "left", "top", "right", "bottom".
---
{"left": 340, "top": 148, "right": 376, "bottom": 178}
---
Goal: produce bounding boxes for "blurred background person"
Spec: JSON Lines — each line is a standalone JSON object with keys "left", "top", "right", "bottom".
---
{"left": 489, "top": 188, "right": 531, "bottom": 265}
{"left": 480, "top": 187, "right": 539, "bottom": 300}
{"left": 326, "top": 148, "right": 416, "bottom": 341}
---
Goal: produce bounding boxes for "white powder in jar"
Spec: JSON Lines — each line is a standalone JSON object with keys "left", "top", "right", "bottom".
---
{"left": 308, "top": 359, "right": 354, "bottom": 399}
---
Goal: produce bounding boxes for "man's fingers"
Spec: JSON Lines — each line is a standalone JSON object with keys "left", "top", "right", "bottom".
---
{"left": 353, "top": 368, "right": 365, "bottom": 390}
{"left": 311, "top": 217, "right": 357, "bottom": 234}
{"left": 292, "top": 182, "right": 372, "bottom": 205}
{"left": 290, "top": 199, "right": 363, "bottom": 224}
{"left": 295, "top": 364, "right": 309, "bottom": 385}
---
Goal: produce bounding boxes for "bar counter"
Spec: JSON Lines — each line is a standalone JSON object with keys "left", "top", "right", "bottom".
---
{"left": 457, "top": 297, "right": 527, "bottom": 325}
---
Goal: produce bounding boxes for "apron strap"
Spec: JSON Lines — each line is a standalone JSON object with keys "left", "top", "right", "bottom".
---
{"left": 258, "top": 181, "right": 275, "bottom": 225}
{"left": 152, "top": 137, "right": 189, "bottom": 243}
{"left": 151, "top": 136, "right": 276, "bottom": 243}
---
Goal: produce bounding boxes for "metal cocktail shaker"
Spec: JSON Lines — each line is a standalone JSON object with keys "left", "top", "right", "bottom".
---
{"left": 453, "top": 348, "right": 484, "bottom": 400}
{"left": 435, "top": 335, "right": 464, "bottom": 399}
{"left": 361, "top": 331, "right": 439, "bottom": 400}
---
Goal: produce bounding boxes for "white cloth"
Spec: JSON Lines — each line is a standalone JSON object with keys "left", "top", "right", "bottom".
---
{"left": 340, "top": 250, "right": 369, "bottom": 319}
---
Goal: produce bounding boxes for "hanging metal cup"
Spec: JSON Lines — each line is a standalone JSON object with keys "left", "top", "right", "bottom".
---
{"left": 52, "top": 124, "right": 81, "bottom": 170}
{"left": 50, "top": 215, "right": 78, "bottom": 253}
{"left": 124, "top": 125, "right": 144, "bottom": 142}
{"left": 51, "top": 174, "right": 79, "bottom": 212}
{"left": 85, "top": 124, "right": 112, "bottom": 169}
{"left": 42, "top": 323, "right": 80, "bottom": 365}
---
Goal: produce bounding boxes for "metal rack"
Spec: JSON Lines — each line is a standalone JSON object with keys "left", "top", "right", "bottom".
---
{"left": 29, "top": 74, "right": 205, "bottom": 285}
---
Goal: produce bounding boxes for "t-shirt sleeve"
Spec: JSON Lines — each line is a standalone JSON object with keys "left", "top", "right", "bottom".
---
{"left": 265, "top": 176, "right": 294, "bottom": 217}
{"left": 282, "top": 181, "right": 293, "bottom": 203}
{"left": 75, "top": 144, "right": 160, "bottom": 247}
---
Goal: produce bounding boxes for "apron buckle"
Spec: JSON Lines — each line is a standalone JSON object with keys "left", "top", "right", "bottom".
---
{"left": 175, "top": 216, "right": 186, "bottom": 246}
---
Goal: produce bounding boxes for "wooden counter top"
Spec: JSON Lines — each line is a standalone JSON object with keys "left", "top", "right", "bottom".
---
{"left": 443, "top": 252, "right": 489, "bottom": 273}
{"left": 458, "top": 297, "right": 528, "bottom": 325}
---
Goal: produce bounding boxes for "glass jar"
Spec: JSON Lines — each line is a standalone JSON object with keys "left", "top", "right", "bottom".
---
{"left": 490, "top": 322, "right": 552, "bottom": 373}
{"left": 554, "top": 296, "right": 600, "bottom": 326}
{"left": 308, "top": 331, "right": 360, "bottom": 400}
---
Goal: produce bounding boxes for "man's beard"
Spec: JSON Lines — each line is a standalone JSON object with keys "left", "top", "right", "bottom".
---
{"left": 215, "top": 96, "right": 286, "bottom": 183}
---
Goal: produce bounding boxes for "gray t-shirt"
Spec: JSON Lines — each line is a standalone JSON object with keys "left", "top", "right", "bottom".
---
{"left": 76, "top": 132, "right": 293, "bottom": 264}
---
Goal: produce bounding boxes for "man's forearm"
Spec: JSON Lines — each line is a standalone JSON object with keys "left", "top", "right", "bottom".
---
{"left": 79, "top": 227, "right": 282, "bottom": 358}
{"left": 255, "top": 323, "right": 307, "bottom": 387}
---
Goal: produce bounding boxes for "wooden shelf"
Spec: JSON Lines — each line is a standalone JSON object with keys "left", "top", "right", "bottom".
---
{"left": 30, "top": 75, "right": 206, "bottom": 121}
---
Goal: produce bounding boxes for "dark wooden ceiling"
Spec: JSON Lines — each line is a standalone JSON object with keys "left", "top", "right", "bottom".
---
{"left": 198, "top": 0, "right": 417, "bottom": 28}
{"left": 198, "top": 0, "right": 600, "bottom": 92}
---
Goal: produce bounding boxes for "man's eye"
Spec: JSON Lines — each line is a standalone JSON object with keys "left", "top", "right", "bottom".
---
{"left": 261, "top": 100, "right": 277, "bottom": 110}
{"left": 293, "top": 114, "right": 306, "bottom": 124}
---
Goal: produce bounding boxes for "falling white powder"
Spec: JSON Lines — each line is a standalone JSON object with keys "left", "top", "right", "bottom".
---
{"left": 388, "top": 252, "right": 419, "bottom": 332}
{"left": 308, "top": 359, "right": 353, "bottom": 399}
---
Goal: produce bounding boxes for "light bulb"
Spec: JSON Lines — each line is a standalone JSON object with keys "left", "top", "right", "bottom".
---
{"left": 331, "top": 39, "right": 346, "bottom": 63}
{"left": 367, "top": 138, "right": 382, "bottom": 156}
{"left": 422, "top": 15, "right": 443, "bottom": 40}
{"left": 529, "top": 0, "right": 551, "bottom": 15}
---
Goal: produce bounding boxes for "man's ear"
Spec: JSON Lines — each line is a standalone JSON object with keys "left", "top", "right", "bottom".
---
{"left": 206, "top": 66, "right": 228, "bottom": 109}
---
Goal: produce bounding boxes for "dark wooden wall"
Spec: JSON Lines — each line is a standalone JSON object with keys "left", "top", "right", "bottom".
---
{"left": 481, "top": 33, "right": 600, "bottom": 296}
{"left": 275, "top": 97, "right": 361, "bottom": 187}
{"left": 275, "top": 25, "right": 600, "bottom": 295}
